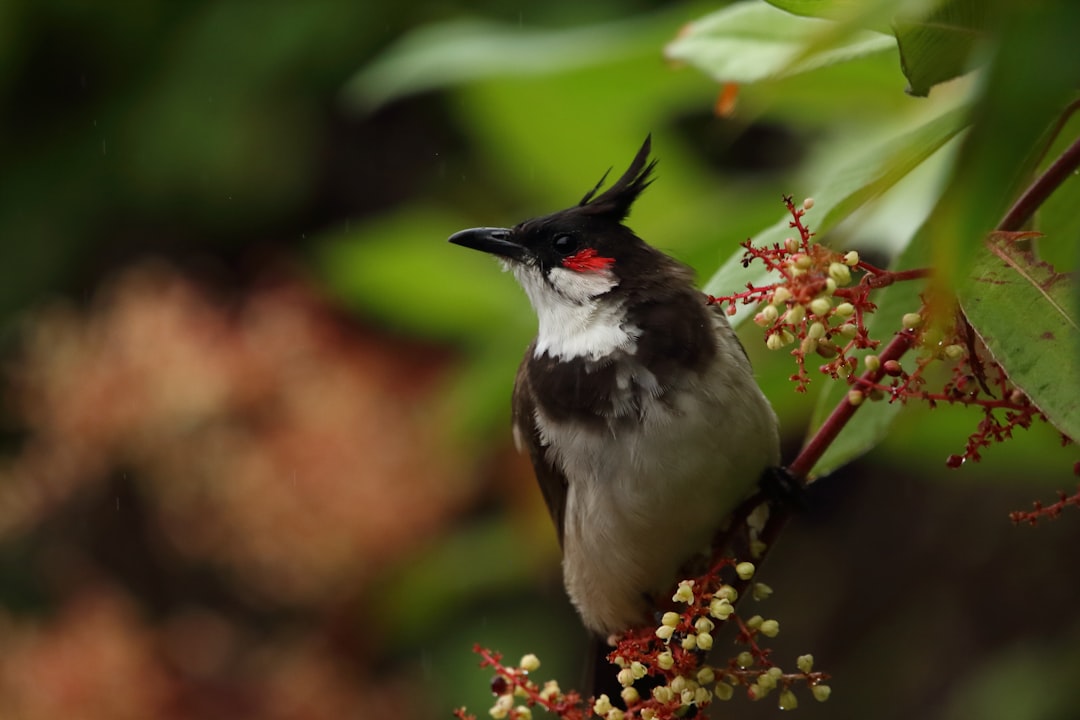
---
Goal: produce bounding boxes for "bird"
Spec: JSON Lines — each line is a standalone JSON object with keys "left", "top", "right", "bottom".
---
{"left": 448, "top": 135, "right": 780, "bottom": 638}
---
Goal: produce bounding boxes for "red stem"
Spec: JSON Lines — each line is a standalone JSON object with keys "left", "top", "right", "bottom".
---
{"left": 787, "top": 329, "right": 920, "bottom": 480}
{"left": 999, "top": 132, "right": 1080, "bottom": 232}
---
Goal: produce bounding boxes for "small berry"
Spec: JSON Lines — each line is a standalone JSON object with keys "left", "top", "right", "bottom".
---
{"left": 815, "top": 342, "right": 838, "bottom": 358}
{"left": 607, "top": 709, "right": 625, "bottom": 720}
{"left": 807, "top": 321, "right": 826, "bottom": 340}
{"left": 839, "top": 322, "right": 859, "bottom": 338}
{"left": 736, "top": 651, "right": 755, "bottom": 668}
{"left": 655, "top": 625, "right": 675, "bottom": 641}
{"left": 824, "top": 277, "right": 838, "bottom": 295}
{"left": 745, "top": 614, "right": 764, "bottom": 630}
{"left": 673, "top": 580, "right": 695, "bottom": 604}
{"left": 519, "top": 654, "right": 540, "bottom": 673}
{"left": 661, "top": 611, "right": 680, "bottom": 627}
{"left": 793, "top": 254, "right": 813, "bottom": 270}
{"left": 812, "top": 684, "right": 832, "bottom": 702}
{"left": 943, "top": 344, "right": 964, "bottom": 360}
{"left": 694, "top": 617, "right": 715, "bottom": 634}
{"left": 621, "top": 686, "right": 640, "bottom": 706}
{"left": 847, "top": 390, "right": 864, "bottom": 406}
{"left": 592, "top": 694, "right": 613, "bottom": 715}
{"left": 710, "top": 597, "right": 734, "bottom": 620}
{"left": 652, "top": 685, "right": 674, "bottom": 703}
{"left": 883, "top": 360, "right": 903, "bottom": 376}
{"left": 760, "top": 619, "right": 780, "bottom": 637}
{"left": 772, "top": 286, "right": 792, "bottom": 305}
{"left": 778, "top": 688, "right": 799, "bottom": 710}
{"left": 761, "top": 304, "right": 779, "bottom": 323}
{"left": 630, "top": 661, "right": 647, "bottom": 680}
{"left": 864, "top": 354, "right": 880, "bottom": 372}
{"left": 657, "top": 651, "right": 675, "bottom": 670}
{"left": 681, "top": 634, "right": 698, "bottom": 651}
{"left": 828, "top": 262, "right": 851, "bottom": 285}
{"left": 515, "top": 706, "right": 533, "bottom": 720}
{"left": 715, "top": 682, "right": 734, "bottom": 701}
{"left": 491, "top": 676, "right": 509, "bottom": 696}
{"left": 697, "top": 666, "right": 716, "bottom": 685}
{"left": 946, "top": 454, "right": 965, "bottom": 468}
{"left": 750, "top": 538, "right": 768, "bottom": 558}
{"left": 802, "top": 197, "right": 815, "bottom": 210}
{"left": 784, "top": 237, "right": 799, "bottom": 252}
{"left": 834, "top": 302, "right": 855, "bottom": 317}
{"left": 902, "top": 312, "right": 923, "bottom": 329}
{"left": 716, "top": 584, "right": 738, "bottom": 602}
{"left": 843, "top": 250, "right": 860, "bottom": 266}
{"left": 617, "top": 668, "right": 635, "bottom": 687}
{"left": 752, "top": 582, "right": 773, "bottom": 601}
{"left": 736, "top": 561, "right": 756, "bottom": 580}
{"left": 538, "top": 681, "right": 560, "bottom": 701}
{"left": 796, "top": 654, "right": 814, "bottom": 673}
{"left": 490, "top": 694, "right": 513, "bottom": 719}
{"left": 809, "top": 297, "right": 832, "bottom": 317}
{"left": 756, "top": 673, "right": 777, "bottom": 691}
{"left": 670, "top": 676, "right": 689, "bottom": 695}
{"left": 696, "top": 632, "right": 714, "bottom": 650}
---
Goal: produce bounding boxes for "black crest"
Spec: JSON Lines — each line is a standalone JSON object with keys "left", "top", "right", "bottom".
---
{"left": 577, "top": 135, "right": 656, "bottom": 223}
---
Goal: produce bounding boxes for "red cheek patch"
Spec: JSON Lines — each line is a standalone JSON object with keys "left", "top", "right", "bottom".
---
{"left": 562, "top": 248, "right": 615, "bottom": 273}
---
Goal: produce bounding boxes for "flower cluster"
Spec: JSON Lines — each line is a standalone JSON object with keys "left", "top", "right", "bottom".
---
{"left": 455, "top": 558, "right": 829, "bottom": 720}
{"left": 709, "top": 196, "right": 927, "bottom": 392}
{"left": 712, "top": 197, "right": 1071, "bottom": 474}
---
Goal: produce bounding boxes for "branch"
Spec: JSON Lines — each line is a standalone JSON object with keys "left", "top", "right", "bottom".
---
{"left": 999, "top": 132, "right": 1080, "bottom": 232}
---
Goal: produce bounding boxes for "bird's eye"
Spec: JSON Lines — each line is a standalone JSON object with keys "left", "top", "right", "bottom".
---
{"left": 552, "top": 234, "right": 579, "bottom": 256}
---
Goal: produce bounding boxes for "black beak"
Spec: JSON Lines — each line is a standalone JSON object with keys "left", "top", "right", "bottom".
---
{"left": 448, "top": 227, "right": 525, "bottom": 262}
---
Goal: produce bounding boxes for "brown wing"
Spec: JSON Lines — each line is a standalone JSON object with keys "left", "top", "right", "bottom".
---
{"left": 511, "top": 346, "right": 569, "bottom": 547}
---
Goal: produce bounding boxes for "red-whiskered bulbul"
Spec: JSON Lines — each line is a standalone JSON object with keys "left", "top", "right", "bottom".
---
{"left": 449, "top": 136, "right": 780, "bottom": 637}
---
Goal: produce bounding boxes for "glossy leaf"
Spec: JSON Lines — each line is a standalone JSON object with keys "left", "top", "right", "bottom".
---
{"left": 959, "top": 236, "right": 1080, "bottom": 440}
{"left": 663, "top": 1, "right": 895, "bottom": 85}
{"left": 343, "top": 15, "right": 664, "bottom": 112}
{"left": 893, "top": 0, "right": 990, "bottom": 97}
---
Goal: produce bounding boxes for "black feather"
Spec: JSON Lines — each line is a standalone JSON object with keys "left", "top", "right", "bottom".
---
{"left": 578, "top": 134, "right": 656, "bottom": 222}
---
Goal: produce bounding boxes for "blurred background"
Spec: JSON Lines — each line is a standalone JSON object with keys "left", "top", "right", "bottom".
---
{"left": 1, "top": 1, "right": 1078, "bottom": 718}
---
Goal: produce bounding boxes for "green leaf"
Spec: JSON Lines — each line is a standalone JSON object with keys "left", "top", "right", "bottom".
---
{"left": 927, "top": 2, "right": 1080, "bottom": 287}
{"left": 893, "top": 0, "right": 991, "bottom": 97}
{"left": 343, "top": 15, "right": 664, "bottom": 112}
{"left": 663, "top": 1, "right": 895, "bottom": 85}
{"left": 704, "top": 102, "right": 969, "bottom": 323}
{"left": 959, "top": 236, "right": 1080, "bottom": 441}
{"left": 762, "top": 0, "right": 901, "bottom": 33}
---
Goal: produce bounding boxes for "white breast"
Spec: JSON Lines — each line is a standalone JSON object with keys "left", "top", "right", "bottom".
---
{"left": 536, "top": 319, "right": 779, "bottom": 634}
{"left": 512, "top": 264, "right": 638, "bottom": 361}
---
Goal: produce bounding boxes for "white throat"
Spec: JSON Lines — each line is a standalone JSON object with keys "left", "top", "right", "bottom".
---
{"left": 511, "top": 264, "right": 637, "bottom": 361}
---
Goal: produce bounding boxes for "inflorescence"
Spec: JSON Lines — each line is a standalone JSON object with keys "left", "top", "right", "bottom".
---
{"left": 709, "top": 196, "right": 1067, "bottom": 473}
{"left": 454, "top": 558, "right": 830, "bottom": 720}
